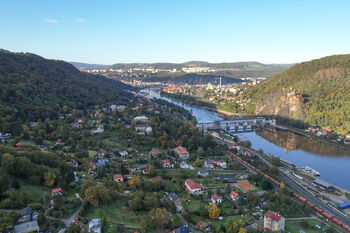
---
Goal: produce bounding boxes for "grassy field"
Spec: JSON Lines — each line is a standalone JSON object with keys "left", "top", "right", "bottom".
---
{"left": 82, "top": 200, "right": 143, "bottom": 228}
{"left": 285, "top": 219, "right": 328, "bottom": 233}
{"left": 186, "top": 199, "right": 204, "bottom": 212}
{"left": 19, "top": 181, "right": 49, "bottom": 203}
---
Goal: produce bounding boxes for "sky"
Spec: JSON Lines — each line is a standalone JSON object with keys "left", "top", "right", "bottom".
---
{"left": 1, "top": 0, "right": 350, "bottom": 64}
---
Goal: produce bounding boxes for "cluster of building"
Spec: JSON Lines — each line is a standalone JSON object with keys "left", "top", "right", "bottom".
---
{"left": 306, "top": 125, "right": 350, "bottom": 144}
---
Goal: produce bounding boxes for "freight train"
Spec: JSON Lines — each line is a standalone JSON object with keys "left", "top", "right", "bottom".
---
{"left": 226, "top": 150, "right": 350, "bottom": 232}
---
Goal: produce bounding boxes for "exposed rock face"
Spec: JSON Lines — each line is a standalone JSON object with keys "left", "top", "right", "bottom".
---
{"left": 254, "top": 88, "right": 305, "bottom": 120}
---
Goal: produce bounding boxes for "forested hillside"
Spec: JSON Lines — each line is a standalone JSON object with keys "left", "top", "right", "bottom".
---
{"left": 243, "top": 54, "right": 350, "bottom": 131}
{"left": 0, "top": 50, "right": 132, "bottom": 135}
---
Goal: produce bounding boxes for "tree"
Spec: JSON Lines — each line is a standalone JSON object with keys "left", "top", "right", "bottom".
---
{"left": 280, "top": 181, "right": 285, "bottom": 189}
{"left": 102, "top": 216, "right": 107, "bottom": 227}
{"left": 238, "top": 227, "right": 247, "bottom": 233}
{"left": 194, "top": 158, "right": 202, "bottom": 167}
{"left": 44, "top": 172, "right": 56, "bottom": 187}
{"left": 147, "top": 208, "right": 172, "bottom": 230}
{"left": 66, "top": 223, "right": 82, "bottom": 233}
{"left": 208, "top": 204, "right": 220, "bottom": 219}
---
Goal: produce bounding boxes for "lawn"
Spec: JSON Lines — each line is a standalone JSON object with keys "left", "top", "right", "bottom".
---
{"left": 186, "top": 199, "right": 204, "bottom": 212}
{"left": 285, "top": 219, "right": 328, "bottom": 233}
{"left": 19, "top": 181, "right": 49, "bottom": 203}
{"left": 82, "top": 200, "right": 143, "bottom": 228}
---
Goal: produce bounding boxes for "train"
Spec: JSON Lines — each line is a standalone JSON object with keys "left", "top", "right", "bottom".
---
{"left": 226, "top": 150, "right": 350, "bottom": 232}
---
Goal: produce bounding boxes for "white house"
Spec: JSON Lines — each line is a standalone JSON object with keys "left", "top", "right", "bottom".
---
{"left": 134, "top": 116, "right": 148, "bottom": 122}
{"left": 135, "top": 124, "right": 152, "bottom": 135}
{"left": 88, "top": 218, "right": 101, "bottom": 233}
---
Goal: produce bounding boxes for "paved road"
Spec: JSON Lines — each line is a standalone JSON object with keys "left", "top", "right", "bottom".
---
{"left": 63, "top": 201, "right": 84, "bottom": 228}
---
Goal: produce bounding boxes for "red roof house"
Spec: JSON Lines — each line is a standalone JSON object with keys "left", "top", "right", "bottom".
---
{"left": 51, "top": 187, "right": 62, "bottom": 196}
{"left": 264, "top": 210, "right": 285, "bottom": 232}
{"left": 113, "top": 174, "right": 124, "bottom": 183}
{"left": 230, "top": 191, "right": 239, "bottom": 201}
{"left": 211, "top": 193, "right": 222, "bottom": 204}
{"left": 161, "top": 159, "right": 171, "bottom": 168}
{"left": 185, "top": 179, "right": 202, "bottom": 194}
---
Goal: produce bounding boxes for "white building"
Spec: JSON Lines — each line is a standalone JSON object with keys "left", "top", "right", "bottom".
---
{"left": 263, "top": 210, "right": 285, "bottom": 232}
{"left": 134, "top": 116, "right": 149, "bottom": 122}
{"left": 88, "top": 218, "right": 101, "bottom": 233}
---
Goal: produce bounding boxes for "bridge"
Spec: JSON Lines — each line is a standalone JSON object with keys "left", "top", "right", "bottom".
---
{"left": 197, "top": 117, "right": 273, "bottom": 133}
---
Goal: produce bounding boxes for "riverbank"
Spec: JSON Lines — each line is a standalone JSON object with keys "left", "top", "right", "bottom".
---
{"left": 271, "top": 124, "right": 350, "bottom": 151}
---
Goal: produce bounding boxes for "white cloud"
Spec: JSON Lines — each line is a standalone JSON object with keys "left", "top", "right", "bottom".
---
{"left": 74, "top": 18, "right": 86, "bottom": 23}
{"left": 44, "top": 19, "right": 59, "bottom": 24}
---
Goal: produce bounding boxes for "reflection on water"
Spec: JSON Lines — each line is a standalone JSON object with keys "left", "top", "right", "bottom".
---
{"left": 256, "top": 127, "right": 350, "bottom": 157}
{"left": 146, "top": 89, "right": 350, "bottom": 190}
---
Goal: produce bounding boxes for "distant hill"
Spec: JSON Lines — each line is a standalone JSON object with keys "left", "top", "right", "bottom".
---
{"left": 243, "top": 54, "right": 350, "bottom": 131}
{"left": 0, "top": 49, "right": 133, "bottom": 135}
{"left": 70, "top": 61, "right": 291, "bottom": 85}
{"left": 70, "top": 61, "right": 291, "bottom": 77}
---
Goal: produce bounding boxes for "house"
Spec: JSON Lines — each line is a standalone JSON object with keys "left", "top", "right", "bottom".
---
{"left": 88, "top": 218, "right": 102, "bottom": 233}
{"left": 316, "top": 130, "right": 328, "bottom": 137}
{"left": 232, "top": 143, "right": 240, "bottom": 151}
{"left": 185, "top": 179, "right": 202, "bottom": 194}
{"left": 244, "top": 151, "right": 252, "bottom": 156}
{"left": 230, "top": 191, "right": 239, "bottom": 201}
{"left": 28, "top": 122, "right": 38, "bottom": 128}
{"left": 204, "top": 160, "right": 214, "bottom": 169}
{"left": 139, "top": 165, "right": 148, "bottom": 170}
{"left": 135, "top": 124, "right": 152, "bottom": 135}
{"left": 180, "top": 161, "right": 194, "bottom": 169}
{"left": 91, "top": 126, "right": 104, "bottom": 134}
{"left": 18, "top": 208, "right": 33, "bottom": 223}
{"left": 168, "top": 193, "right": 182, "bottom": 212}
{"left": 161, "top": 159, "right": 171, "bottom": 168}
{"left": 211, "top": 193, "right": 222, "bottom": 204}
{"left": 134, "top": 116, "right": 149, "bottom": 122}
{"left": 175, "top": 146, "right": 190, "bottom": 159}
{"left": 143, "top": 167, "right": 150, "bottom": 174}
{"left": 119, "top": 151, "right": 129, "bottom": 157}
{"left": 124, "top": 174, "right": 134, "bottom": 180}
{"left": 51, "top": 187, "right": 62, "bottom": 196}
{"left": 263, "top": 210, "right": 285, "bottom": 232}
{"left": 151, "top": 148, "right": 161, "bottom": 156}
{"left": 116, "top": 105, "right": 126, "bottom": 112}
{"left": 155, "top": 176, "right": 165, "bottom": 185}
{"left": 196, "top": 221, "right": 210, "bottom": 232}
{"left": 96, "top": 159, "right": 109, "bottom": 167}
{"left": 213, "top": 159, "right": 227, "bottom": 168}
{"left": 172, "top": 225, "right": 191, "bottom": 233}
{"left": 198, "top": 169, "right": 210, "bottom": 177}
{"left": 113, "top": 174, "right": 124, "bottom": 183}
{"left": 14, "top": 220, "right": 39, "bottom": 233}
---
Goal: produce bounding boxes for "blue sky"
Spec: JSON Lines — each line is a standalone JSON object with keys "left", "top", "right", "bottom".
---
{"left": 1, "top": 0, "right": 350, "bottom": 64}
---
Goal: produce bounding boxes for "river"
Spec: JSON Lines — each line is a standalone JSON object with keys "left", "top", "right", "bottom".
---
{"left": 147, "top": 90, "right": 350, "bottom": 190}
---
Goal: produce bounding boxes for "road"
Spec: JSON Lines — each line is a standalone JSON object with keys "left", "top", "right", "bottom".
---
{"left": 63, "top": 202, "right": 84, "bottom": 228}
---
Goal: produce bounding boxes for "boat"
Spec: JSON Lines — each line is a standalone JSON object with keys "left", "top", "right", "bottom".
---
{"left": 303, "top": 166, "right": 320, "bottom": 176}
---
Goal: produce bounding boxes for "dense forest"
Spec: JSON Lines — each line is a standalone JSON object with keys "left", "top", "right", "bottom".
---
{"left": 0, "top": 50, "right": 133, "bottom": 136}
{"left": 243, "top": 54, "right": 350, "bottom": 131}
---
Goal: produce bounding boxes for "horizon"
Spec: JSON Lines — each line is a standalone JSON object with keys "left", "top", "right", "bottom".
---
{"left": 1, "top": 0, "right": 350, "bottom": 64}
